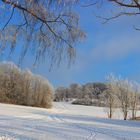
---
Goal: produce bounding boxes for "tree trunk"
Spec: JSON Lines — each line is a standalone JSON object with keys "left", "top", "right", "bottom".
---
{"left": 124, "top": 112, "right": 127, "bottom": 120}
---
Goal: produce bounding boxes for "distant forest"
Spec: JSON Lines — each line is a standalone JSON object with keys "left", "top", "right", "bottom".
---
{"left": 54, "top": 82, "right": 107, "bottom": 106}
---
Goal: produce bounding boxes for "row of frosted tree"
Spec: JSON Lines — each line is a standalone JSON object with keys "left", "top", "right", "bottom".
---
{"left": 103, "top": 74, "right": 140, "bottom": 120}
{"left": 0, "top": 62, "right": 53, "bottom": 108}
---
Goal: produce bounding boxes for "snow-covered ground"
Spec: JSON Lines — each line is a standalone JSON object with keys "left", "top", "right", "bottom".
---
{"left": 0, "top": 102, "right": 140, "bottom": 140}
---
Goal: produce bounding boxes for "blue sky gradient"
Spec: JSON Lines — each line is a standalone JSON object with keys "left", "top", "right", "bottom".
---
{"left": 1, "top": 3, "right": 140, "bottom": 87}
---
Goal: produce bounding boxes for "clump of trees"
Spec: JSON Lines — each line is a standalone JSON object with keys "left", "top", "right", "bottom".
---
{"left": 104, "top": 74, "right": 140, "bottom": 120}
{"left": 0, "top": 62, "right": 53, "bottom": 108}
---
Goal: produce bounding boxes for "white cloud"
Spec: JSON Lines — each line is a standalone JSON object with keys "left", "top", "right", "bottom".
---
{"left": 92, "top": 34, "right": 140, "bottom": 62}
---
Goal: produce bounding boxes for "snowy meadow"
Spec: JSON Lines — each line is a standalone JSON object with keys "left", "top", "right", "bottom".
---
{"left": 0, "top": 102, "right": 140, "bottom": 140}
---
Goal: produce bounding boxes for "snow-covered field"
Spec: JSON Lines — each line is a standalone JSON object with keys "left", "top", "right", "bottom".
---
{"left": 0, "top": 102, "right": 140, "bottom": 140}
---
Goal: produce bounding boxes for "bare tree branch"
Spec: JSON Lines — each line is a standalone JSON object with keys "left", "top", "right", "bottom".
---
{"left": 96, "top": 12, "right": 140, "bottom": 23}
{"left": 109, "top": 0, "right": 140, "bottom": 8}
{"left": 0, "top": 0, "right": 85, "bottom": 66}
{"left": 2, "top": 7, "right": 15, "bottom": 30}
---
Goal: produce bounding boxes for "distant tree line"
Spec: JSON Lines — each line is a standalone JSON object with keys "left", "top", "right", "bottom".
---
{"left": 54, "top": 74, "right": 140, "bottom": 120}
{"left": 0, "top": 62, "right": 53, "bottom": 108}
{"left": 54, "top": 82, "right": 107, "bottom": 106}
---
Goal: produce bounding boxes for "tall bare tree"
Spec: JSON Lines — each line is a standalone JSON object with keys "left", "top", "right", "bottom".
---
{"left": 103, "top": 74, "right": 119, "bottom": 118}
{"left": 129, "top": 82, "right": 140, "bottom": 119}
{"left": 115, "top": 78, "right": 132, "bottom": 120}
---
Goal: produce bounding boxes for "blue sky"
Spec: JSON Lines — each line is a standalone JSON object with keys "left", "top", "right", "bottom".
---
{"left": 1, "top": 3, "right": 140, "bottom": 87}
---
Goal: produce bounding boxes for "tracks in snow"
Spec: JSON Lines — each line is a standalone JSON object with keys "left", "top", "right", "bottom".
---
{"left": 50, "top": 103, "right": 138, "bottom": 140}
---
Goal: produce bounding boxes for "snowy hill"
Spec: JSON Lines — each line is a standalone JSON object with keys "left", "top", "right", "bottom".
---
{"left": 0, "top": 102, "right": 140, "bottom": 140}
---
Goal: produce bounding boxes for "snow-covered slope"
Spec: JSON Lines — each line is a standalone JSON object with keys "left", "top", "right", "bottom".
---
{"left": 0, "top": 102, "right": 140, "bottom": 140}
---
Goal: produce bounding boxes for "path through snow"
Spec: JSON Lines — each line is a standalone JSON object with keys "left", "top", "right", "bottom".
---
{"left": 0, "top": 102, "right": 140, "bottom": 140}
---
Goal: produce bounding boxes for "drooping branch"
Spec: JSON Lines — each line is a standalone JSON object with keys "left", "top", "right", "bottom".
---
{"left": 2, "top": 6, "right": 15, "bottom": 30}
{"left": 0, "top": 0, "right": 85, "bottom": 66}
{"left": 109, "top": 0, "right": 140, "bottom": 8}
{"left": 96, "top": 12, "right": 140, "bottom": 23}
{"left": 1, "top": 0, "right": 70, "bottom": 30}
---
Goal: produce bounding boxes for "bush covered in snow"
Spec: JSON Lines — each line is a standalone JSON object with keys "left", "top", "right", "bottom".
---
{"left": 72, "top": 98, "right": 106, "bottom": 106}
{"left": 0, "top": 136, "right": 15, "bottom": 140}
{"left": 0, "top": 62, "right": 54, "bottom": 108}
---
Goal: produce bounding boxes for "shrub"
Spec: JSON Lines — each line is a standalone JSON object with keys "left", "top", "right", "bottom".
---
{"left": 0, "top": 62, "right": 53, "bottom": 108}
